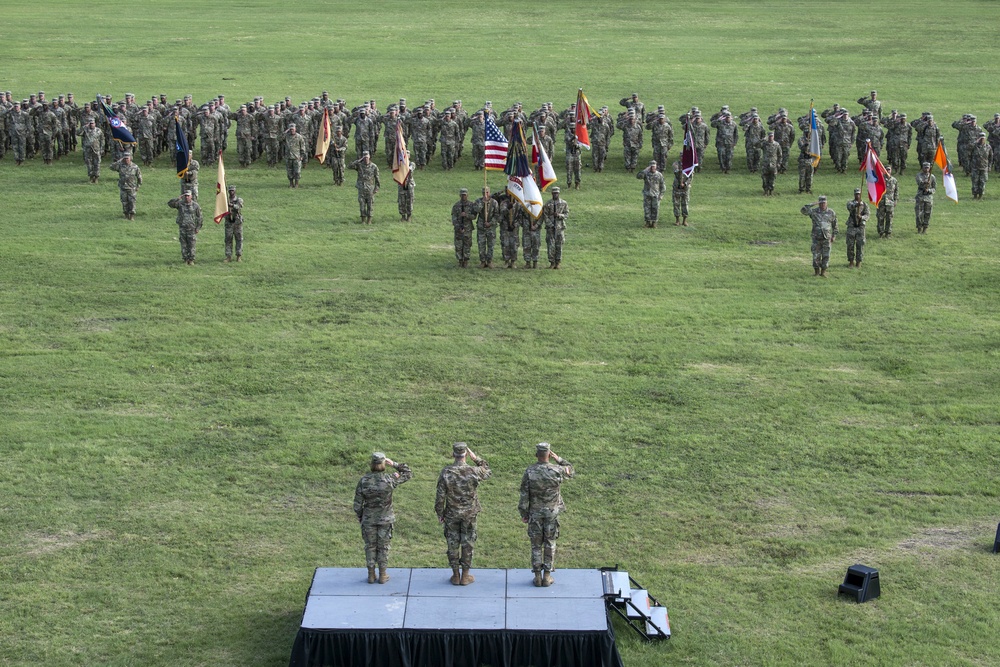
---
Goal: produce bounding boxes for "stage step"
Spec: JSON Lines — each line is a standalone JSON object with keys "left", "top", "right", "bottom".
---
{"left": 645, "top": 605, "right": 670, "bottom": 638}
{"left": 627, "top": 590, "right": 650, "bottom": 618}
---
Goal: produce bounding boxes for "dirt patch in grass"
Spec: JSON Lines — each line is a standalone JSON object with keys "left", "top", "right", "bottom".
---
{"left": 23, "top": 529, "right": 110, "bottom": 557}
{"left": 896, "top": 526, "right": 978, "bottom": 552}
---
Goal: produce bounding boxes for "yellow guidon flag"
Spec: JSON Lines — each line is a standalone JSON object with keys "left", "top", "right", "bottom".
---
{"left": 213, "top": 150, "right": 229, "bottom": 224}
{"left": 315, "top": 108, "right": 331, "bottom": 164}
{"left": 391, "top": 119, "right": 411, "bottom": 186}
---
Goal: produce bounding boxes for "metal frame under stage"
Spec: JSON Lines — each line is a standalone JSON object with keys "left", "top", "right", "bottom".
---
{"left": 288, "top": 567, "right": 625, "bottom": 667}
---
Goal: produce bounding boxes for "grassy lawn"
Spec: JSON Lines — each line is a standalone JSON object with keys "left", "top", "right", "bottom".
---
{"left": 2, "top": 1, "right": 1000, "bottom": 665}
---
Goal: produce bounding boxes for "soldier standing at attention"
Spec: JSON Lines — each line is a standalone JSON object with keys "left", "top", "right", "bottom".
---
{"left": 672, "top": 161, "right": 692, "bottom": 226}
{"left": 858, "top": 90, "right": 882, "bottom": 118}
{"left": 181, "top": 150, "right": 200, "bottom": 200}
{"left": 284, "top": 125, "right": 308, "bottom": 188}
{"left": 110, "top": 152, "right": 142, "bottom": 220}
{"left": 521, "top": 196, "right": 542, "bottom": 269}
{"left": 435, "top": 443, "right": 491, "bottom": 586}
{"left": 473, "top": 186, "right": 499, "bottom": 268}
{"left": 760, "top": 131, "right": 782, "bottom": 196}
{"left": 802, "top": 195, "right": 837, "bottom": 277}
{"left": 348, "top": 150, "right": 380, "bottom": 224}
{"left": 915, "top": 162, "right": 936, "bottom": 233}
{"left": 519, "top": 442, "right": 574, "bottom": 587}
{"left": 845, "top": 188, "right": 870, "bottom": 268}
{"left": 354, "top": 452, "right": 412, "bottom": 585}
{"left": 877, "top": 165, "right": 899, "bottom": 238}
{"left": 498, "top": 191, "right": 521, "bottom": 269}
{"left": 223, "top": 185, "right": 243, "bottom": 263}
{"left": 543, "top": 186, "right": 568, "bottom": 269}
{"left": 969, "top": 132, "right": 992, "bottom": 200}
{"left": 616, "top": 109, "right": 643, "bottom": 173}
{"left": 397, "top": 160, "right": 415, "bottom": 221}
{"left": 451, "top": 188, "right": 474, "bottom": 268}
{"left": 797, "top": 130, "right": 815, "bottom": 194}
{"left": 167, "top": 189, "right": 203, "bottom": 265}
{"left": 329, "top": 127, "right": 348, "bottom": 186}
{"left": 711, "top": 111, "right": 738, "bottom": 173}
{"left": 743, "top": 114, "right": 765, "bottom": 173}
{"left": 77, "top": 117, "right": 103, "bottom": 183}
{"left": 636, "top": 160, "right": 666, "bottom": 228}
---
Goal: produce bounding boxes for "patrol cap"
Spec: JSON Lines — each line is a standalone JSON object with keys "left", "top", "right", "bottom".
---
{"left": 182, "top": 188, "right": 193, "bottom": 195}
{"left": 459, "top": 188, "right": 468, "bottom": 195}
{"left": 631, "top": 92, "right": 638, "bottom": 97}
{"left": 658, "top": 105, "right": 665, "bottom": 111}
{"left": 969, "top": 115, "right": 977, "bottom": 120}
{"left": 722, "top": 105, "right": 729, "bottom": 110}
{"left": 817, "top": 195, "right": 827, "bottom": 202}
{"left": 891, "top": 109, "right": 898, "bottom": 114}
{"left": 452, "top": 442, "right": 468, "bottom": 457}
{"left": 371, "top": 451, "right": 386, "bottom": 464}
{"left": 227, "top": 185, "right": 236, "bottom": 192}
{"left": 399, "top": 98, "right": 406, "bottom": 104}
{"left": 362, "top": 150, "right": 370, "bottom": 156}
{"left": 649, "top": 160, "right": 658, "bottom": 166}
{"left": 899, "top": 113, "right": 907, "bottom": 118}
{"left": 536, "top": 442, "right": 551, "bottom": 453}
{"left": 922, "top": 162, "right": 932, "bottom": 168}
{"left": 979, "top": 132, "right": 987, "bottom": 138}
{"left": 854, "top": 188, "right": 862, "bottom": 195}
{"left": 551, "top": 187, "right": 560, "bottom": 193}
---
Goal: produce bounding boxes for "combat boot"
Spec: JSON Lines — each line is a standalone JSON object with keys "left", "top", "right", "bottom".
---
{"left": 460, "top": 569, "right": 475, "bottom": 585}
{"left": 553, "top": 262, "right": 560, "bottom": 270}
{"left": 848, "top": 261, "right": 855, "bottom": 268}
{"left": 367, "top": 567, "right": 376, "bottom": 584}
{"left": 224, "top": 257, "right": 231, "bottom": 263}
{"left": 531, "top": 261, "right": 537, "bottom": 269}
{"left": 524, "top": 261, "right": 531, "bottom": 269}
{"left": 378, "top": 566, "right": 389, "bottom": 584}
{"left": 533, "top": 571, "right": 543, "bottom": 587}
{"left": 682, "top": 218, "right": 688, "bottom": 226}
{"left": 236, "top": 255, "right": 242, "bottom": 262}
{"left": 450, "top": 567, "right": 461, "bottom": 586}
{"left": 675, "top": 217, "right": 680, "bottom": 226}
{"left": 855, "top": 261, "right": 861, "bottom": 269}
{"left": 820, "top": 268, "right": 827, "bottom": 278}
{"left": 487, "top": 261, "right": 493, "bottom": 268}
{"left": 541, "top": 570, "right": 554, "bottom": 587}
{"left": 814, "top": 267, "right": 820, "bottom": 276}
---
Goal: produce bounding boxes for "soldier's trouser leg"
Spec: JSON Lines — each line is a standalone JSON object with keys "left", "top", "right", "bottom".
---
{"left": 623, "top": 145, "right": 636, "bottom": 170}
{"left": 461, "top": 233, "right": 472, "bottom": 263}
{"left": 673, "top": 192, "right": 689, "bottom": 218}
{"left": 643, "top": 195, "right": 654, "bottom": 223}
{"left": 225, "top": 222, "right": 242, "bottom": 258}
{"left": 527, "top": 516, "right": 560, "bottom": 571}
{"left": 179, "top": 228, "right": 197, "bottom": 261}
{"left": 120, "top": 189, "right": 136, "bottom": 216}
{"left": 286, "top": 159, "right": 301, "bottom": 185}
{"left": 500, "top": 227, "right": 511, "bottom": 261}
{"left": 972, "top": 170, "right": 986, "bottom": 196}
{"left": 237, "top": 137, "right": 250, "bottom": 166}
{"left": 477, "top": 229, "right": 495, "bottom": 263}
{"left": 454, "top": 229, "right": 464, "bottom": 263}
{"left": 552, "top": 230, "right": 564, "bottom": 264}
{"left": 361, "top": 524, "right": 377, "bottom": 568}
{"left": 359, "top": 194, "right": 373, "bottom": 220}
{"left": 762, "top": 170, "right": 775, "bottom": 192}
{"left": 414, "top": 140, "right": 427, "bottom": 167}
{"left": 201, "top": 138, "right": 215, "bottom": 164}
{"left": 811, "top": 237, "right": 831, "bottom": 269}
{"left": 545, "top": 227, "right": 556, "bottom": 264}
{"left": 529, "top": 230, "right": 541, "bottom": 262}
{"left": 722, "top": 145, "right": 733, "bottom": 171}
{"left": 915, "top": 201, "right": 932, "bottom": 229}
{"left": 594, "top": 144, "right": 606, "bottom": 170}
{"left": 473, "top": 144, "right": 484, "bottom": 169}
{"left": 572, "top": 155, "right": 581, "bottom": 185}
{"left": 846, "top": 228, "right": 858, "bottom": 262}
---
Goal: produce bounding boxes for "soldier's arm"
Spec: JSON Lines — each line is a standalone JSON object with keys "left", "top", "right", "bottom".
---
{"left": 194, "top": 205, "right": 203, "bottom": 230}
{"left": 518, "top": 471, "right": 531, "bottom": 521}
{"left": 167, "top": 198, "right": 180, "bottom": 209}
{"left": 373, "top": 166, "right": 380, "bottom": 191}
{"left": 136, "top": 168, "right": 142, "bottom": 187}
{"left": 353, "top": 480, "right": 364, "bottom": 521}
{"left": 434, "top": 474, "right": 447, "bottom": 520}
{"left": 636, "top": 169, "right": 646, "bottom": 180}
{"left": 392, "top": 462, "right": 412, "bottom": 485}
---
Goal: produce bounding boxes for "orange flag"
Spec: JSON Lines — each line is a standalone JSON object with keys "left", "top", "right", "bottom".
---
{"left": 315, "top": 108, "right": 331, "bottom": 163}
{"left": 213, "top": 150, "right": 229, "bottom": 223}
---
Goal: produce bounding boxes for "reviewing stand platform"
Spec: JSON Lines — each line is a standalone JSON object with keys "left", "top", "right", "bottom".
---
{"left": 287, "top": 567, "right": 624, "bottom": 667}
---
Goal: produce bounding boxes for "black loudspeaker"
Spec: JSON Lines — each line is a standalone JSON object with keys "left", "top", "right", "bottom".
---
{"left": 838, "top": 564, "right": 880, "bottom": 603}
{"left": 993, "top": 523, "right": 1000, "bottom": 554}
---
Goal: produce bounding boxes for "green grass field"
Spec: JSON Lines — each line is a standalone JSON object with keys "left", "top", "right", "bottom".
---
{"left": 3, "top": 1, "right": 1000, "bottom": 665}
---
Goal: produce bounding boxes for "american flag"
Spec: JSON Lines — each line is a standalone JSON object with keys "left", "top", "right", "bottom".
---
{"left": 484, "top": 115, "right": 508, "bottom": 170}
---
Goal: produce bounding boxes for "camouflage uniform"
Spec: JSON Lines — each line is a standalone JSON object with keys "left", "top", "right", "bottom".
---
{"left": 167, "top": 193, "right": 203, "bottom": 263}
{"left": 760, "top": 135, "right": 782, "bottom": 195}
{"left": 354, "top": 457, "right": 412, "bottom": 571}
{"left": 451, "top": 191, "right": 475, "bottom": 267}
{"left": 711, "top": 114, "right": 738, "bottom": 173}
{"left": 110, "top": 157, "right": 142, "bottom": 218}
{"left": 543, "top": 190, "right": 568, "bottom": 268}
{"left": 969, "top": 137, "right": 992, "bottom": 199}
{"left": 743, "top": 117, "right": 766, "bottom": 172}
{"left": 562, "top": 120, "right": 582, "bottom": 188}
{"left": 637, "top": 162, "right": 666, "bottom": 227}
{"left": 688, "top": 118, "right": 710, "bottom": 173}
{"left": 797, "top": 133, "right": 815, "bottom": 194}
{"left": 885, "top": 115, "right": 912, "bottom": 174}
{"left": 521, "top": 201, "right": 542, "bottom": 267}
{"left": 672, "top": 167, "right": 691, "bottom": 221}
{"left": 285, "top": 130, "right": 308, "bottom": 187}
{"left": 77, "top": 123, "right": 103, "bottom": 181}
{"left": 435, "top": 446, "right": 491, "bottom": 572}
{"left": 845, "top": 193, "right": 870, "bottom": 265}
{"left": 915, "top": 168, "right": 936, "bottom": 232}
{"left": 914, "top": 116, "right": 941, "bottom": 166}
{"left": 771, "top": 118, "right": 795, "bottom": 174}
{"left": 802, "top": 201, "right": 838, "bottom": 273}
{"left": 499, "top": 196, "right": 521, "bottom": 267}
{"left": 397, "top": 162, "right": 415, "bottom": 220}
{"left": 136, "top": 111, "right": 156, "bottom": 165}
{"left": 329, "top": 131, "right": 348, "bottom": 185}
{"left": 198, "top": 107, "right": 218, "bottom": 164}
{"left": 616, "top": 115, "right": 643, "bottom": 171}
{"left": 438, "top": 114, "right": 461, "bottom": 170}
{"left": 181, "top": 157, "right": 200, "bottom": 200}
{"left": 224, "top": 189, "right": 244, "bottom": 261}
{"left": 649, "top": 117, "right": 674, "bottom": 172}
{"left": 589, "top": 112, "right": 613, "bottom": 172}
{"left": 409, "top": 111, "right": 432, "bottom": 168}
{"left": 37, "top": 106, "right": 58, "bottom": 163}
{"left": 469, "top": 114, "right": 486, "bottom": 170}
{"left": 349, "top": 156, "right": 381, "bottom": 223}
{"left": 473, "top": 193, "right": 499, "bottom": 266}
{"left": 877, "top": 173, "right": 899, "bottom": 237}
{"left": 518, "top": 444, "right": 574, "bottom": 577}
{"left": 262, "top": 111, "right": 282, "bottom": 167}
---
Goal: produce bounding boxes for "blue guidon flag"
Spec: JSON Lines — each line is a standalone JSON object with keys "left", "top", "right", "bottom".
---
{"left": 175, "top": 116, "right": 191, "bottom": 178}
{"left": 98, "top": 96, "right": 136, "bottom": 146}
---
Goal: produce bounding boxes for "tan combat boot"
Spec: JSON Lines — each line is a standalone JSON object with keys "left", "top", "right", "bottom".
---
{"left": 541, "top": 570, "right": 554, "bottom": 587}
{"left": 533, "top": 571, "right": 543, "bottom": 587}
{"left": 378, "top": 566, "right": 389, "bottom": 584}
{"left": 460, "top": 569, "right": 475, "bottom": 585}
{"left": 450, "top": 567, "right": 461, "bottom": 586}
{"left": 367, "top": 567, "right": 376, "bottom": 584}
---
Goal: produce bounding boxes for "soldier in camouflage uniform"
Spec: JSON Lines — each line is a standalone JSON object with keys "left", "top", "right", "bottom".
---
{"left": 262, "top": 107, "right": 282, "bottom": 167}
{"left": 711, "top": 111, "right": 738, "bottom": 173}
{"left": 167, "top": 189, "right": 202, "bottom": 264}
{"left": 329, "top": 127, "right": 348, "bottom": 185}
{"left": 519, "top": 442, "right": 574, "bottom": 587}
{"left": 636, "top": 160, "right": 666, "bottom": 228}
{"left": 845, "top": 188, "right": 870, "bottom": 268}
{"left": 348, "top": 150, "right": 381, "bottom": 224}
{"left": 521, "top": 195, "right": 542, "bottom": 269}
{"left": 589, "top": 107, "right": 613, "bottom": 172}
{"left": 951, "top": 114, "right": 979, "bottom": 175}
{"left": 743, "top": 114, "right": 765, "bottom": 173}
{"left": 438, "top": 109, "right": 462, "bottom": 170}
{"left": 285, "top": 125, "right": 308, "bottom": 188}
{"left": 223, "top": 185, "right": 243, "bottom": 262}
{"left": 110, "top": 152, "right": 142, "bottom": 219}
{"left": 37, "top": 103, "right": 58, "bottom": 164}
{"left": 770, "top": 113, "right": 795, "bottom": 174}
{"left": 469, "top": 111, "right": 486, "bottom": 170}
{"left": 759, "top": 131, "right": 782, "bottom": 196}
{"left": 877, "top": 165, "right": 899, "bottom": 238}
{"left": 672, "top": 161, "right": 691, "bottom": 226}
{"left": 648, "top": 114, "right": 673, "bottom": 172}
{"left": 913, "top": 113, "right": 941, "bottom": 167}
{"left": 498, "top": 192, "right": 521, "bottom": 268}
{"left": 827, "top": 110, "right": 855, "bottom": 173}
{"left": 473, "top": 186, "right": 499, "bottom": 268}
{"left": 560, "top": 114, "right": 582, "bottom": 189}
{"left": 452, "top": 188, "right": 475, "bottom": 268}
{"left": 802, "top": 196, "right": 837, "bottom": 277}
{"left": 616, "top": 109, "right": 643, "bottom": 172}
{"left": 77, "top": 117, "right": 103, "bottom": 182}
{"left": 354, "top": 452, "right": 412, "bottom": 584}
{"left": 181, "top": 151, "right": 200, "bottom": 201}
{"left": 969, "top": 132, "right": 992, "bottom": 199}
{"left": 136, "top": 107, "right": 156, "bottom": 166}
{"left": 884, "top": 111, "right": 912, "bottom": 175}
{"left": 915, "top": 162, "right": 936, "bottom": 233}
{"left": 230, "top": 105, "right": 255, "bottom": 168}
{"left": 435, "top": 442, "right": 491, "bottom": 586}
{"left": 543, "top": 187, "right": 568, "bottom": 269}
{"left": 986, "top": 113, "right": 1000, "bottom": 172}
{"left": 198, "top": 101, "right": 218, "bottom": 165}
{"left": 858, "top": 90, "right": 882, "bottom": 118}
{"left": 797, "top": 130, "right": 815, "bottom": 194}
{"left": 397, "top": 160, "right": 415, "bottom": 221}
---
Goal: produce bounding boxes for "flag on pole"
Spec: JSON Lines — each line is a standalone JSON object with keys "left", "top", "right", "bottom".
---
{"left": 213, "top": 150, "right": 229, "bottom": 223}
{"left": 504, "top": 122, "right": 543, "bottom": 219}
{"left": 859, "top": 140, "right": 889, "bottom": 206}
{"left": 531, "top": 123, "right": 557, "bottom": 192}
{"left": 809, "top": 102, "right": 822, "bottom": 168}
{"left": 98, "top": 96, "right": 136, "bottom": 147}
{"left": 314, "top": 108, "right": 331, "bottom": 163}
{"left": 175, "top": 116, "right": 191, "bottom": 179}
{"left": 934, "top": 139, "right": 959, "bottom": 202}
{"left": 392, "top": 119, "right": 411, "bottom": 186}
{"left": 484, "top": 115, "right": 509, "bottom": 170}
{"left": 680, "top": 126, "right": 698, "bottom": 176}
{"left": 574, "top": 88, "right": 597, "bottom": 150}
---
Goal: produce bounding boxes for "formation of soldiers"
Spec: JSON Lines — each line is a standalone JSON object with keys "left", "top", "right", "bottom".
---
{"left": 353, "top": 442, "right": 573, "bottom": 588}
